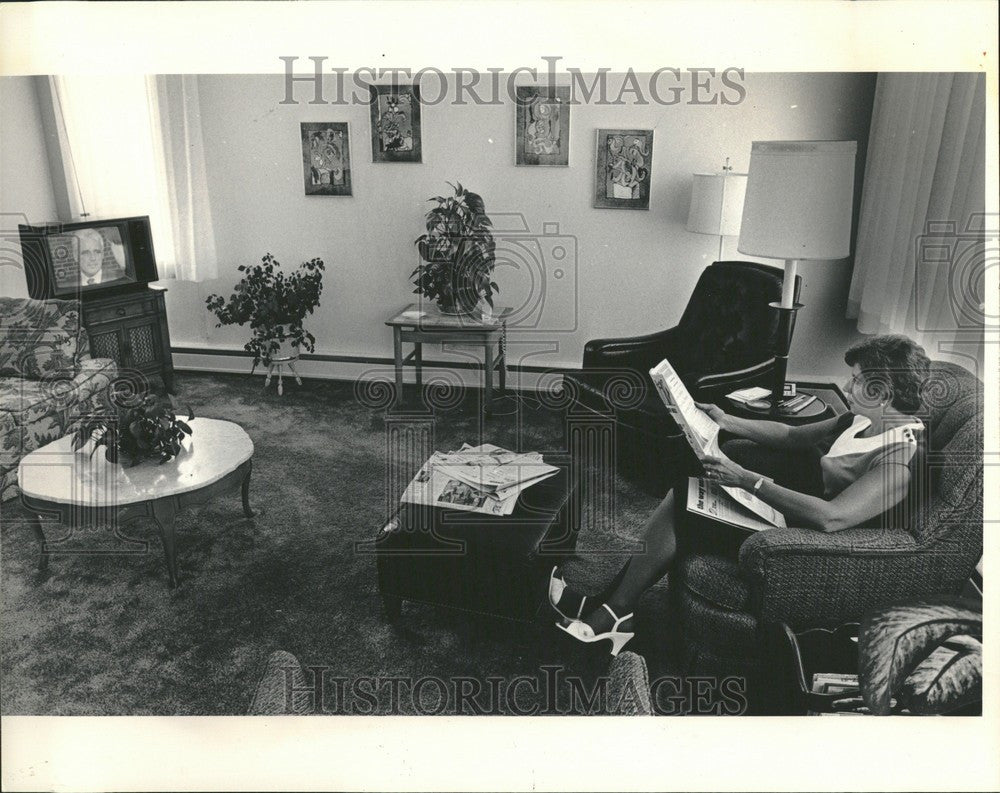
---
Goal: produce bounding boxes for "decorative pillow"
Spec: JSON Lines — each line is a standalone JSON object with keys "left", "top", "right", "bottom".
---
{"left": 0, "top": 297, "right": 81, "bottom": 381}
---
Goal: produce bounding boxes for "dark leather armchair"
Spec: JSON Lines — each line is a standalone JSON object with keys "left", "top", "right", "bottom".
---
{"left": 562, "top": 261, "right": 799, "bottom": 495}
{"left": 675, "top": 361, "right": 984, "bottom": 697}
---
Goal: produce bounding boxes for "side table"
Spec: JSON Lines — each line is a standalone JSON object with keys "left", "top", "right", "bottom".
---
{"left": 724, "top": 380, "right": 850, "bottom": 425}
{"left": 385, "top": 303, "right": 513, "bottom": 416}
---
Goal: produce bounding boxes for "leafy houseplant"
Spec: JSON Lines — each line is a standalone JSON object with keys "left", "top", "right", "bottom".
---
{"left": 73, "top": 394, "right": 194, "bottom": 466}
{"left": 412, "top": 182, "right": 498, "bottom": 314}
{"left": 206, "top": 254, "right": 325, "bottom": 371}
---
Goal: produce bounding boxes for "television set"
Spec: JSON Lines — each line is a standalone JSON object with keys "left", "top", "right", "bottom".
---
{"left": 18, "top": 216, "right": 159, "bottom": 300}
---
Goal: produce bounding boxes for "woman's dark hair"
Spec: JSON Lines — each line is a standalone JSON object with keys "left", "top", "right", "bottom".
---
{"left": 844, "top": 334, "right": 931, "bottom": 413}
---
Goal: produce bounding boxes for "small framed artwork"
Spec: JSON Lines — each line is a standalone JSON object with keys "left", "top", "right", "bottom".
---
{"left": 369, "top": 84, "right": 422, "bottom": 163}
{"left": 515, "top": 86, "right": 570, "bottom": 166}
{"left": 301, "top": 122, "right": 352, "bottom": 196}
{"left": 594, "top": 129, "right": 653, "bottom": 209}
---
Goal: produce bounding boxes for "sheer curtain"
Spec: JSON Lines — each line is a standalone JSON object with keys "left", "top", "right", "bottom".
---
{"left": 847, "top": 73, "right": 986, "bottom": 371}
{"left": 44, "top": 74, "right": 217, "bottom": 282}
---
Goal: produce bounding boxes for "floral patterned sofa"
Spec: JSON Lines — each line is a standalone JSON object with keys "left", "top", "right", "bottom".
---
{"left": 0, "top": 297, "right": 117, "bottom": 501}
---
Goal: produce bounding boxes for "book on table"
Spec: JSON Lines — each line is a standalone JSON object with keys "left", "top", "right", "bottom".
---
{"left": 649, "top": 359, "right": 787, "bottom": 532}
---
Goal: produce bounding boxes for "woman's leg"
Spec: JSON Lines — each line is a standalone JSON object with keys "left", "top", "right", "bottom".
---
{"left": 578, "top": 488, "right": 679, "bottom": 634}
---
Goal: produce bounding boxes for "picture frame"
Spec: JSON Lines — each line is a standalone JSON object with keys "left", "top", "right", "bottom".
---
{"left": 515, "top": 86, "right": 570, "bottom": 166}
{"left": 301, "top": 122, "right": 352, "bottom": 196}
{"left": 594, "top": 128, "right": 653, "bottom": 209}
{"left": 369, "top": 84, "right": 422, "bottom": 163}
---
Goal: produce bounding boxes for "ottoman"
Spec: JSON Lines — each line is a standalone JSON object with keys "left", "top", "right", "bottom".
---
{"left": 374, "top": 468, "right": 577, "bottom": 622}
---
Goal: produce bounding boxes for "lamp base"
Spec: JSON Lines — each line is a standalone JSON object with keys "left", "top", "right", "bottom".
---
{"left": 768, "top": 301, "right": 804, "bottom": 417}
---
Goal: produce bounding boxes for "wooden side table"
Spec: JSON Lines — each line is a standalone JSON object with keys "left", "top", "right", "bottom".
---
{"left": 385, "top": 304, "right": 512, "bottom": 416}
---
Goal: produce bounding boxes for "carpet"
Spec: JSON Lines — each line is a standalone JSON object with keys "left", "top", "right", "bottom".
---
{"left": 1, "top": 372, "right": 670, "bottom": 715}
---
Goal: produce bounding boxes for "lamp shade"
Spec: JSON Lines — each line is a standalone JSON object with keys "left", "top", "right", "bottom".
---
{"left": 686, "top": 171, "right": 748, "bottom": 236}
{"left": 738, "top": 140, "right": 857, "bottom": 260}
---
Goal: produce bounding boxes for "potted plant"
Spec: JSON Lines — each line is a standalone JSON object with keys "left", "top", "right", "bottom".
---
{"left": 73, "top": 393, "right": 194, "bottom": 466}
{"left": 206, "top": 254, "right": 325, "bottom": 371}
{"left": 412, "top": 182, "right": 499, "bottom": 315}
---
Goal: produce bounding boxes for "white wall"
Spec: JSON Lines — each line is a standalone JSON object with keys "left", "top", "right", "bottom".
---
{"left": 168, "top": 71, "right": 873, "bottom": 379}
{"left": 1, "top": 72, "right": 874, "bottom": 381}
{"left": 0, "top": 77, "right": 58, "bottom": 299}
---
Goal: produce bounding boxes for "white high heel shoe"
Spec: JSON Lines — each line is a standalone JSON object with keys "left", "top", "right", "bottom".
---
{"left": 548, "top": 566, "right": 588, "bottom": 622}
{"left": 556, "top": 603, "right": 635, "bottom": 657}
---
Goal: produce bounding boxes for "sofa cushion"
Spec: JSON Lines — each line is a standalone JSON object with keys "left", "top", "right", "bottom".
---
{"left": 0, "top": 296, "right": 88, "bottom": 380}
{"left": 0, "top": 377, "right": 62, "bottom": 421}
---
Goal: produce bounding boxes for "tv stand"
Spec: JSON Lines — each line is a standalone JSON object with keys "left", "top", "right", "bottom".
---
{"left": 80, "top": 285, "right": 174, "bottom": 394}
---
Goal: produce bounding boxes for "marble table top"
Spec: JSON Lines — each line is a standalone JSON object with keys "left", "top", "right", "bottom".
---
{"left": 18, "top": 418, "right": 254, "bottom": 507}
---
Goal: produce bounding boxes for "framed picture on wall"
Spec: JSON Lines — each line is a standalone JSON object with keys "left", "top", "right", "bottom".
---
{"left": 369, "top": 84, "right": 422, "bottom": 163}
{"left": 301, "top": 122, "right": 353, "bottom": 195}
{"left": 594, "top": 129, "right": 653, "bottom": 209}
{"left": 515, "top": 86, "right": 570, "bottom": 166}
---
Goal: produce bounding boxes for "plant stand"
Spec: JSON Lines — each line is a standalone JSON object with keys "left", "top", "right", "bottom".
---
{"left": 264, "top": 352, "right": 302, "bottom": 396}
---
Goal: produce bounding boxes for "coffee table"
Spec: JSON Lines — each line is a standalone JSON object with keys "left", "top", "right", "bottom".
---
{"left": 373, "top": 464, "right": 578, "bottom": 622}
{"left": 17, "top": 417, "right": 254, "bottom": 588}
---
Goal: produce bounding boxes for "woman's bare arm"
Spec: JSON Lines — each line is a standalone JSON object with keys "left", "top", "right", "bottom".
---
{"left": 704, "top": 455, "right": 911, "bottom": 532}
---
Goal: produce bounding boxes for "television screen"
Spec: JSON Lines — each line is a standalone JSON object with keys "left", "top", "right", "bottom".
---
{"left": 45, "top": 225, "right": 137, "bottom": 294}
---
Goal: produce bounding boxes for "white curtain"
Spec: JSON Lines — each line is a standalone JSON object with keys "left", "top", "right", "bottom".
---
{"left": 847, "top": 73, "right": 986, "bottom": 370}
{"left": 44, "top": 74, "right": 217, "bottom": 282}
{"left": 146, "top": 75, "right": 218, "bottom": 282}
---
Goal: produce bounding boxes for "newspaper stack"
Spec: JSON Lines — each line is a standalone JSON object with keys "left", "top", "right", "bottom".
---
{"left": 401, "top": 443, "right": 559, "bottom": 516}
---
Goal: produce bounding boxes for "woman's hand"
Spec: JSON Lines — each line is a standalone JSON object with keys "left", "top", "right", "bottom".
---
{"left": 702, "top": 454, "right": 755, "bottom": 489}
{"left": 695, "top": 401, "right": 731, "bottom": 432}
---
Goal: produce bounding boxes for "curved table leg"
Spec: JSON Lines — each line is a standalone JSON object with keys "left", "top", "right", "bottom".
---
{"left": 30, "top": 513, "right": 49, "bottom": 572}
{"left": 150, "top": 499, "right": 179, "bottom": 589}
{"left": 241, "top": 461, "right": 256, "bottom": 518}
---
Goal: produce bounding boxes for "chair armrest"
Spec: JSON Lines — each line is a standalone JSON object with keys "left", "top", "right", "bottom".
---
{"left": 582, "top": 326, "right": 682, "bottom": 370}
{"left": 738, "top": 527, "right": 935, "bottom": 629}
{"left": 690, "top": 358, "right": 776, "bottom": 401}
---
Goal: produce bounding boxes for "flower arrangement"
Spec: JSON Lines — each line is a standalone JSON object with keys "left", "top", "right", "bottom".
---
{"left": 206, "top": 253, "right": 325, "bottom": 370}
{"left": 73, "top": 394, "right": 194, "bottom": 466}
{"left": 412, "top": 182, "right": 498, "bottom": 314}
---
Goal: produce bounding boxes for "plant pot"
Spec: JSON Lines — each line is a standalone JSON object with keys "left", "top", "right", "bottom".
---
{"left": 268, "top": 325, "right": 299, "bottom": 361}
{"left": 436, "top": 301, "right": 470, "bottom": 316}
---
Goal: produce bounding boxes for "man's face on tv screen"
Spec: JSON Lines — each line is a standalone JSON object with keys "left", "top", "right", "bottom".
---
{"left": 76, "top": 232, "right": 103, "bottom": 278}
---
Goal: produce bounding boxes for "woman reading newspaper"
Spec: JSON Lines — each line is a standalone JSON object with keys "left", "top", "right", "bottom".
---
{"left": 550, "top": 335, "right": 929, "bottom": 656}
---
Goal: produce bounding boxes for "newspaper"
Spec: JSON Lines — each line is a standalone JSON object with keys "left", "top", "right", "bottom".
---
{"left": 649, "top": 358, "right": 721, "bottom": 459}
{"left": 400, "top": 443, "right": 558, "bottom": 516}
{"left": 686, "top": 478, "right": 785, "bottom": 531}
{"left": 651, "top": 357, "right": 787, "bottom": 531}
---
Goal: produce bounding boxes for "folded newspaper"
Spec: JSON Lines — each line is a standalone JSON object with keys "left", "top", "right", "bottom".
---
{"left": 649, "top": 359, "right": 787, "bottom": 531}
{"left": 401, "top": 443, "right": 559, "bottom": 516}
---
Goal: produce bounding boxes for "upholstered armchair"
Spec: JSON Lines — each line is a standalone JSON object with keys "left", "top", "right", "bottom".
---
{"left": 675, "top": 361, "right": 984, "bottom": 692}
{"left": 0, "top": 296, "right": 117, "bottom": 501}
{"left": 562, "top": 261, "right": 800, "bottom": 495}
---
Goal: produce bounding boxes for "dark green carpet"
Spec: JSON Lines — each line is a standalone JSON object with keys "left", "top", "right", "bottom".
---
{"left": 1, "top": 372, "right": 670, "bottom": 715}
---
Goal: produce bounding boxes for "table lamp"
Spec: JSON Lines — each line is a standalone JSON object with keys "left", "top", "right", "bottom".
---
{"left": 686, "top": 158, "right": 748, "bottom": 261}
{"left": 737, "top": 140, "right": 857, "bottom": 414}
